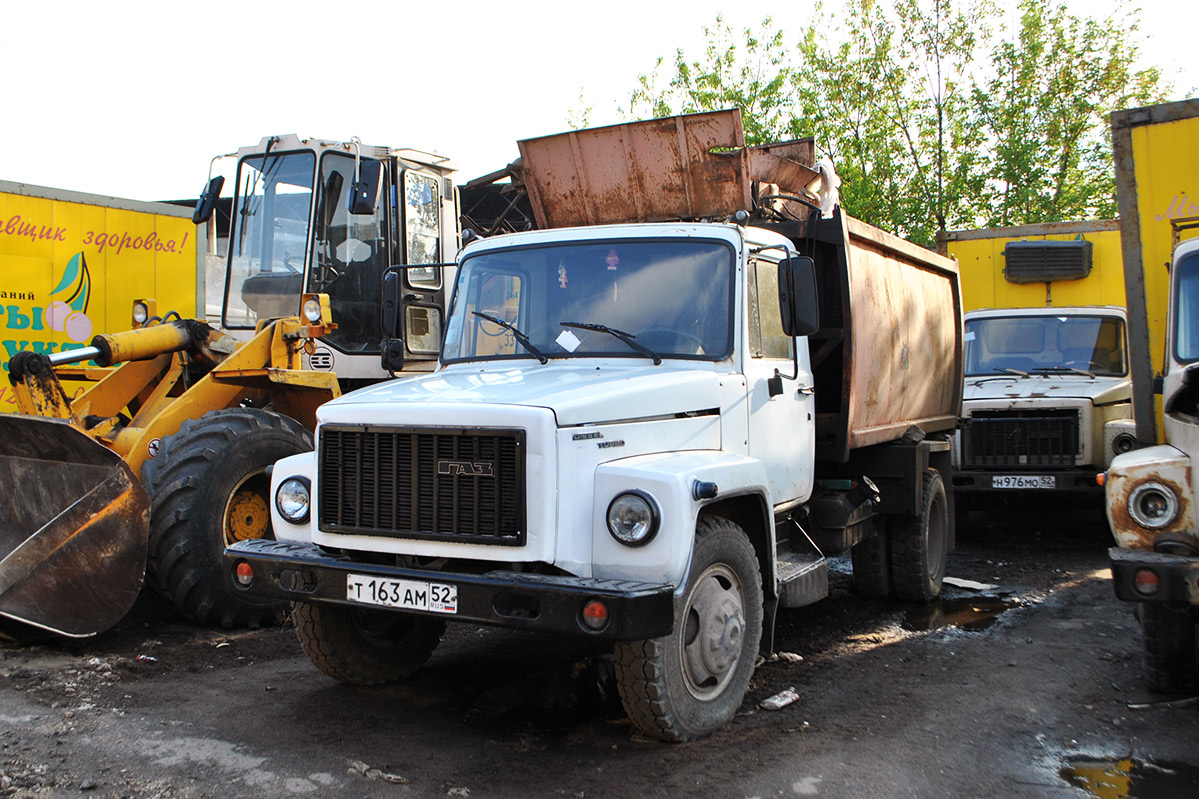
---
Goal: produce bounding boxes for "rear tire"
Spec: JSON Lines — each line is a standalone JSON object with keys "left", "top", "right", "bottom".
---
{"left": 614, "top": 515, "right": 763, "bottom": 741}
{"left": 141, "top": 408, "right": 312, "bottom": 628}
{"left": 1141, "top": 602, "right": 1198, "bottom": 693}
{"left": 890, "top": 469, "right": 949, "bottom": 603}
{"left": 293, "top": 602, "right": 445, "bottom": 685}
{"left": 851, "top": 516, "right": 893, "bottom": 598}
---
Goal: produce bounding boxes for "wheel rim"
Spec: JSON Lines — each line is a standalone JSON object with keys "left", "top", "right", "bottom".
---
{"left": 926, "top": 494, "right": 948, "bottom": 581}
{"left": 679, "top": 563, "right": 746, "bottom": 700}
{"left": 223, "top": 470, "right": 271, "bottom": 545}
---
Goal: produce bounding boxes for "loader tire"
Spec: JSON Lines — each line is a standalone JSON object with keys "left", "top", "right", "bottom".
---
{"left": 142, "top": 408, "right": 312, "bottom": 628}
{"left": 293, "top": 602, "right": 445, "bottom": 685}
{"left": 614, "top": 515, "right": 762, "bottom": 742}
{"left": 890, "top": 469, "right": 949, "bottom": 603}
{"left": 1140, "top": 602, "right": 1198, "bottom": 693}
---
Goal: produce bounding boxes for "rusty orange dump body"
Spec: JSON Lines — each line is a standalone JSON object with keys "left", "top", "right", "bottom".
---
{"left": 514, "top": 109, "right": 962, "bottom": 464}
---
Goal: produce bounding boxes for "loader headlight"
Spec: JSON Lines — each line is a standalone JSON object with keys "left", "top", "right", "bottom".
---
{"left": 1128, "top": 481, "right": 1178, "bottom": 530}
{"left": 607, "top": 491, "right": 659, "bottom": 547}
{"left": 275, "top": 477, "right": 311, "bottom": 523}
{"left": 303, "top": 297, "right": 324, "bottom": 323}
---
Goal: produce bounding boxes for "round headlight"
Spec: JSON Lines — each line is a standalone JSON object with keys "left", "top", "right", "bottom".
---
{"left": 132, "top": 301, "right": 149, "bottom": 325}
{"left": 303, "top": 297, "right": 323, "bottom": 323}
{"left": 1128, "top": 481, "right": 1178, "bottom": 530}
{"left": 275, "top": 476, "right": 311, "bottom": 523}
{"left": 606, "top": 491, "right": 660, "bottom": 547}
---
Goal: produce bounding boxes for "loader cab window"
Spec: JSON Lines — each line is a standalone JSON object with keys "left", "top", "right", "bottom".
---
{"left": 404, "top": 171, "right": 443, "bottom": 289}
{"left": 747, "top": 258, "right": 794, "bottom": 360}
{"left": 223, "top": 151, "right": 315, "bottom": 329}
{"left": 309, "top": 152, "right": 391, "bottom": 354}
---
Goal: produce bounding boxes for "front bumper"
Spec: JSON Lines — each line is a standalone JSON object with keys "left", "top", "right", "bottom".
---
{"left": 953, "top": 468, "right": 1103, "bottom": 495}
{"left": 225, "top": 539, "right": 675, "bottom": 640}
{"left": 1109, "top": 547, "right": 1199, "bottom": 605}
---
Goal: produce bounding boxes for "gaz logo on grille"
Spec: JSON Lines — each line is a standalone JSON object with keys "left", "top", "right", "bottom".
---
{"left": 437, "top": 460, "right": 495, "bottom": 477}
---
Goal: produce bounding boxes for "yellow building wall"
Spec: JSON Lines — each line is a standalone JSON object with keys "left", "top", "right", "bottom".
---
{"left": 0, "top": 187, "right": 199, "bottom": 411}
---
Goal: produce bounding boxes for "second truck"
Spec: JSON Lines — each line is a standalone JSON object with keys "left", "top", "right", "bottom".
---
{"left": 225, "top": 111, "right": 963, "bottom": 740}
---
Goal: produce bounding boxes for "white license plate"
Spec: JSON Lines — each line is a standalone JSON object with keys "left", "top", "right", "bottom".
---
{"left": 992, "top": 475, "right": 1055, "bottom": 489}
{"left": 346, "top": 574, "right": 458, "bottom": 614}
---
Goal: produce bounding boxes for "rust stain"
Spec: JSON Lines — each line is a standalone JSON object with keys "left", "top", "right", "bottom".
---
{"left": 1110, "top": 473, "right": 1194, "bottom": 550}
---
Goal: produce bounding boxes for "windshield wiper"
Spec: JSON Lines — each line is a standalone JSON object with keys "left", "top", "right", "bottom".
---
{"left": 560, "top": 321, "right": 662, "bottom": 365}
{"left": 1033, "top": 366, "right": 1095, "bottom": 377}
{"left": 472, "top": 311, "right": 547, "bottom": 364}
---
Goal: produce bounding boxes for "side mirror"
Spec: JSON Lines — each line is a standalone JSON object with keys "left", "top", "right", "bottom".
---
{"left": 349, "top": 160, "right": 383, "bottom": 216}
{"left": 192, "top": 176, "right": 225, "bottom": 224}
{"left": 779, "top": 255, "right": 819, "bottom": 337}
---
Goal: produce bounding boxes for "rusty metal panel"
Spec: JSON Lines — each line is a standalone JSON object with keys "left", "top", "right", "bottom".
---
{"left": 517, "top": 110, "right": 754, "bottom": 227}
{"left": 1105, "top": 443, "right": 1196, "bottom": 551}
{"left": 841, "top": 217, "right": 963, "bottom": 451}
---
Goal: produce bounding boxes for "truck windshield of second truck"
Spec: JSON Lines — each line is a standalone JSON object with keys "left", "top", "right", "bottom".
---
{"left": 443, "top": 238, "right": 735, "bottom": 364}
{"left": 964, "top": 315, "right": 1127, "bottom": 377}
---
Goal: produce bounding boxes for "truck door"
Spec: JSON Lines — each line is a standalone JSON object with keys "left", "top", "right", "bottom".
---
{"left": 745, "top": 256, "right": 816, "bottom": 507}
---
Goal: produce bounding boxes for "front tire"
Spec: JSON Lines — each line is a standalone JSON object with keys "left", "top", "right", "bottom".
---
{"left": 294, "top": 602, "right": 445, "bottom": 685}
{"left": 142, "top": 408, "right": 312, "bottom": 628}
{"left": 614, "top": 515, "right": 763, "bottom": 742}
{"left": 1141, "top": 602, "right": 1198, "bottom": 693}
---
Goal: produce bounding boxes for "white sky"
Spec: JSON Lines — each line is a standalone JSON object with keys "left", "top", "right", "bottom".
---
{"left": 1, "top": 0, "right": 1194, "bottom": 203}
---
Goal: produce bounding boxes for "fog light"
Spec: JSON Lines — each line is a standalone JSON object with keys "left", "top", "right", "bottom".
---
{"left": 582, "top": 599, "right": 609, "bottom": 631}
{"left": 1128, "top": 482, "right": 1179, "bottom": 529}
{"left": 1133, "top": 569, "right": 1160, "bottom": 597}
{"left": 275, "top": 476, "right": 311, "bottom": 523}
{"left": 1112, "top": 433, "right": 1138, "bottom": 455}
{"left": 235, "top": 561, "right": 254, "bottom": 587}
{"left": 607, "top": 491, "right": 660, "bottom": 547}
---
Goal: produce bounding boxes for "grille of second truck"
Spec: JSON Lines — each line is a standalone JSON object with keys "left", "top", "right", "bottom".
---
{"left": 963, "top": 409, "right": 1079, "bottom": 467}
{"left": 317, "top": 426, "right": 525, "bottom": 545}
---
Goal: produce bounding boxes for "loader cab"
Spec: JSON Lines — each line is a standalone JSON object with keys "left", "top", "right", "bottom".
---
{"left": 217, "top": 135, "right": 456, "bottom": 380}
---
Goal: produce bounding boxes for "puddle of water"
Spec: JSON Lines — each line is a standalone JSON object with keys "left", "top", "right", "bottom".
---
{"left": 1060, "top": 756, "right": 1199, "bottom": 798}
{"left": 901, "top": 596, "right": 1020, "bottom": 633}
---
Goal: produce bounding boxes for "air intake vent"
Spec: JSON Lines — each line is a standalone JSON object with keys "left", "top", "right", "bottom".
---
{"left": 1003, "top": 240, "right": 1093, "bottom": 283}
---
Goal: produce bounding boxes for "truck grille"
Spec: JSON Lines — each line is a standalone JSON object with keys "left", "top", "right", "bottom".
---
{"left": 317, "top": 425, "right": 525, "bottom": 545}
{"left": 962, "top": 410, "right": 1079, "bottom": 467}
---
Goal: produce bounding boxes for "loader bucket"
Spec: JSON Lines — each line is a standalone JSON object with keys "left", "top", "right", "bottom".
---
{"left": 0, "top": 414, "right": 150, "bottom": 638}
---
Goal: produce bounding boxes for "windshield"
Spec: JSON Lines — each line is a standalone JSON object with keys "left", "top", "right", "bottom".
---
{"left": 442, "top": 239, "right": 735, "bottom": 363}
{"left": 1175, "top": 252, "right": 1199, "bottom": 363}
{"left": 223, "top": 151, "right": 315, "bottom": 328}
{"left": 964, "top": 314, "right": 1127, "bottom": 377}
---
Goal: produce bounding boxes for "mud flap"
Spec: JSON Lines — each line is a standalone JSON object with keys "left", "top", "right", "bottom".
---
{"left": 0, "top": 414, "right": 149, "bottom": 638}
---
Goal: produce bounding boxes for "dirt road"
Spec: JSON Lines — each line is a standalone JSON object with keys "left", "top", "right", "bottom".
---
{"left": 3, "top": 508, "right": 1198, "bottom": 798}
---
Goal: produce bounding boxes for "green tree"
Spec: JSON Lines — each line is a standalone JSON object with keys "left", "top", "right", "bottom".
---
{"left": 622, "top": 15, "right": 797, "bottom": 145}
{"left": 790, "top": 0, "right": 988, "bottom": 245}
{"left": 618, "top": 0, "right": 1169, "bottom": 245}
{"left": 973, "top": 0, "right": 1166, "bottom": 226}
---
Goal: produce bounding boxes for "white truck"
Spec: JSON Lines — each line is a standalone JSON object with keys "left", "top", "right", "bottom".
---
{"left": 225, "top": 112, "right": 964, "bottom": 740}
{"left": 953, "top": 306, "right": 1135, "bottom": 511}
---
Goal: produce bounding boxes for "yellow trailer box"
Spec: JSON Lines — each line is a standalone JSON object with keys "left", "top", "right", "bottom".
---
{"left": 0, "top": 181, "right": 202, "bottom": 411}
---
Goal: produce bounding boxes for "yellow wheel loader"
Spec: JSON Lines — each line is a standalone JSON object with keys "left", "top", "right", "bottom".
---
{"left": 0, "top": 135, "right": 459, "bottom": 638}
